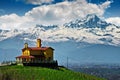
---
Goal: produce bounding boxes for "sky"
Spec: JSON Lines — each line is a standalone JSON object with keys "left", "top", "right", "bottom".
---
{"left": 0, "top": 0, "right": 120, "bottom": 30}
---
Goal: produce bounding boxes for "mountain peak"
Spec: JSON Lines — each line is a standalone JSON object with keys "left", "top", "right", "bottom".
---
{"left": 64, "top": 14, "right": 111, "bottom": 28}
{"left": 86, "top": 14, "right": 100, "bottom": 22}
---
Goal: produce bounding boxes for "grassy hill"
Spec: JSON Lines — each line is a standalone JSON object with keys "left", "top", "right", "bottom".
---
{"left": 0, "top": 65, "right": 106, "bottom": 80}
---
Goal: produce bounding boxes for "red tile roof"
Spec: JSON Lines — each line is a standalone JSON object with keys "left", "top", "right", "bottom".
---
{"left": 16, "top": 55, "right": 35, "bottom": 58}
{"left": 29, "top": 47, "right": 49, "bottom": 50}
{"left": 22, "top": 47, "right": 54, "bottom": 51}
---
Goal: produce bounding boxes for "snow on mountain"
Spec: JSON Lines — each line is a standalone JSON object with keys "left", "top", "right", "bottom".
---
{"left": 0, "top": 14, "right": 120, "bottom": 64}
{"left": 63, "top": 14, "right": 120, "bottom": 46}
{"left": 35, "top": 24, "right": 58, "bottom": 30}
{"left": 64, "top": 14, "right": 114, "bottom": 28}
{"left": 0, "top": 14, "right": 120, "bottom": 46}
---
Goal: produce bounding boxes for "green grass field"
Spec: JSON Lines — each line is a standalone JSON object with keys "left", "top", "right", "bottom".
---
{"left": 0, "top": 65, "right": 106, "bottom": 80}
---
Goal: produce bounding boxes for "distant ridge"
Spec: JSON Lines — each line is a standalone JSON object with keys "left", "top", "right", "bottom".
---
{"left": 64, "top": 14, "right": 114, "bottom": 28}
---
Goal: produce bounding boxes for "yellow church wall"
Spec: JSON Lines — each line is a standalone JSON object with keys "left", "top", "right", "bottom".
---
{"left": 44, "top": 48, "right": 53, "bottom": 61}
{"left": 22, "top": 49, "right": 30, "bottom": 56}
{"left": 22, "top": 48, "right": 54, "bottom": 61}
{"left": 30, "top": 50, "right": 44, "bottom": 55}
{"left": 16, "top": 39, "right": 56, "bottom": 64}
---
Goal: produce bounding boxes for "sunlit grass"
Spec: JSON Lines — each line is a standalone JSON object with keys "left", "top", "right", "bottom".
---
{"left": 0, "top": 65, "right": 106, "bottom": 80}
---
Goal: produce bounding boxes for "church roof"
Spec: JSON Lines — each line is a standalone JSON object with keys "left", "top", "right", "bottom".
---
{"left": 22, "top": 47, "right": 54, "bottom": 51}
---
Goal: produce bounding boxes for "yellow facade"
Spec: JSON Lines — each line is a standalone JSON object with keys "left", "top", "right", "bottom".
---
{"left": 16, "top": 39, "right": 54, "bottom": 63}
{"left": 30, "top": 50, "right": 43, "bottom": 55}
{"left": 44, "top": 48, "right": 53, "bottom": 61}
{"left": 21, "top": 48, "right": 54, "bottom": 61}
{"left": 22, "top": 49, "right": 30, "bottom": 56}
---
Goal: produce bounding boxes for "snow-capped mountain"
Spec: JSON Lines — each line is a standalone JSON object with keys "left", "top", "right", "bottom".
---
{"left": 35, "top": 24, "right": 58, "bottom": 30}
{"left": 64, "top": 14, "right": 114, "bottom": 28}
{"left": 0, "top": 14, "right": 120, "bottom": 46}
{"left": 0, "top": 14, "right": 120, "bottom": 64}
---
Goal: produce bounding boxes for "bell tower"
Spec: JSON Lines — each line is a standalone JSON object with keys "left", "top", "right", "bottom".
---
{"left": 24, "top": 43, "right": 28, "bottom": 48}
{"left": 37, "top": 39, "right": 41, "bottom": 47}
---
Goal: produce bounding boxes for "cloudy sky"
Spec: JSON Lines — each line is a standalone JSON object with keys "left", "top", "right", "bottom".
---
{"left": 0, "top": 0, "right": 120, "bottom": 30}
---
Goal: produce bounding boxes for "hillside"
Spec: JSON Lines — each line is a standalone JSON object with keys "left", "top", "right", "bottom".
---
{"left": 0, "top": 65, "right": 105, "bottom": 80}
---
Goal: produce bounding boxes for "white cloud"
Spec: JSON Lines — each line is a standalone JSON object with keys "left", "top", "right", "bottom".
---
{"left": 99, "top": 1, "right": 111, "bottom": 9}
{"left": 25, "top": 0, "right": 53, "bottom": 5}
{"left": 105, "top": 17, "right": 120, "bottom": 26}
{"left": 25, "top": 0, "right": 111, "bottom": 25}
{"left": 0, "top": 14, "right": 33, "bottom": 30}
{"left": 0, "top": 0, "right": 111, "bottom": 30}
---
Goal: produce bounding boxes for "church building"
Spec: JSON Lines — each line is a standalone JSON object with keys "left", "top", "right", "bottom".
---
{"left": 16, "top": 39, "right": 58, "bottom": 67}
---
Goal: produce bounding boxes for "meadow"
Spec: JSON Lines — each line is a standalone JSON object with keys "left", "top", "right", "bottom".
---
{"left": 0, "top": 65, "right": 106, "bottom": 80}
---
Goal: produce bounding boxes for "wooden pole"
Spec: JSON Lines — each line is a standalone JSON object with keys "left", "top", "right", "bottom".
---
{"left": 67, "top": 57, "right": 68, "bottom": 68}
